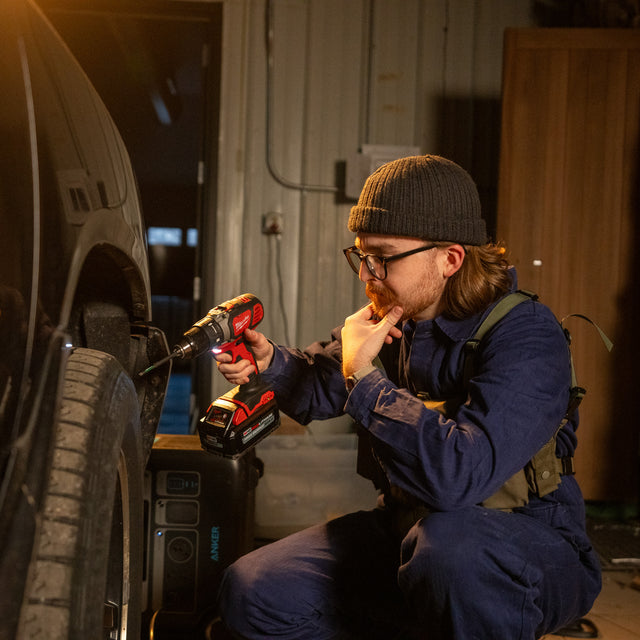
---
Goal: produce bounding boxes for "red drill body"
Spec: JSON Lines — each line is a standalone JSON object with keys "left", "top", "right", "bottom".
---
{"left": 174, "top": 293, "right": 265, "bottom": 367}
{"left": 140, "top": 293, "right": 280, "bottom": 458}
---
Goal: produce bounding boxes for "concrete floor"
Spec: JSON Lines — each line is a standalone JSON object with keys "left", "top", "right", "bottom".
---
{"left": 543, "top": 570, "right": 640, "bottom": 640}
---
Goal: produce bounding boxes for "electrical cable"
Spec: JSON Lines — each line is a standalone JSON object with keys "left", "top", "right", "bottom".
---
{"left": 274, "top": 234, "right": 291, "bottom": 345}
{"left": 264, "top": 0, "right": 338, "bottom": 193}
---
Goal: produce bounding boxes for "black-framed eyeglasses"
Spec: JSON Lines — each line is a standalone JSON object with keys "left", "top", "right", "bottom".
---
{"left": 343, "top": 244, "right": 438, "bottom": 281}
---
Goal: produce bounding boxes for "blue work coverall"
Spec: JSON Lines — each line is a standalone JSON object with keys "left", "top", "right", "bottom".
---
{"left": 218, "top": 288, "right": 602, "bottom": 640}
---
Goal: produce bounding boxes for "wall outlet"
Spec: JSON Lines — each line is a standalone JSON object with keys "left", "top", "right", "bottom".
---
{"left": 262, "top": 212, "right": 283, "bottom": 235}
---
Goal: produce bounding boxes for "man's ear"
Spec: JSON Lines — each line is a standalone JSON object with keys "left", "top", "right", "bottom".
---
{"left": 442, "top": 244, "right": 465, "bottom": 277}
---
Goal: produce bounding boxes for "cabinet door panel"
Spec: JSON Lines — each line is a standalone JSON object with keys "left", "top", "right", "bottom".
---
{"left": 498, "top": 29, "right": 640, "bottom": 501}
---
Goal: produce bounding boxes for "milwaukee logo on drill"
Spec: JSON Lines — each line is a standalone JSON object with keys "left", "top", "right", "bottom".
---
{"left": 233, "top": 310, "right": 252, "bottom": 335}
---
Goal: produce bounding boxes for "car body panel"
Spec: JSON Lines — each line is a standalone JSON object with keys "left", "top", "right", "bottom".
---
{"left": 0, "top": 0, "right": 169, "bottom": 636}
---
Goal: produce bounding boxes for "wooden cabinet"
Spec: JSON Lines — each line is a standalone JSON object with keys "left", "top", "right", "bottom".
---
{"left": 497, "top": 29, "right": 640, "bottom": 501}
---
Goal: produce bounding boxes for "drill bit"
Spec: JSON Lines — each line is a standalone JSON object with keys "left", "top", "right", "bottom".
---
{"left": 138, "top": 351, "right": 179, "bottom": 377}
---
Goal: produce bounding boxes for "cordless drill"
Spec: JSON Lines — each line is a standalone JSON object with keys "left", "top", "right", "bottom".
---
{"left": 140, "top": 293, "right": 280, "bottom": 458}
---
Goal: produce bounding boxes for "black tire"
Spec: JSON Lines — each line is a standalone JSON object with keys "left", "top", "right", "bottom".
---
{"left": 17, "top": 348, "right": 144, "bottom": 640}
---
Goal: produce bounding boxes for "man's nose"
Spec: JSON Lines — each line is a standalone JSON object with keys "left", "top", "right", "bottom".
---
{"left": 359, "top": 260, "right": 372, "bottom": 283}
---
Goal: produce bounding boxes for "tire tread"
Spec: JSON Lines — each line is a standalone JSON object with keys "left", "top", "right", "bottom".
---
{"left": 17, "top": 348, "right": 142, "bottom": 640}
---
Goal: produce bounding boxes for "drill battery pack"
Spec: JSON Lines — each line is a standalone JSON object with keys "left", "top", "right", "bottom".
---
{"left": 198, "top": 383, "right": 280, "bottom": 458}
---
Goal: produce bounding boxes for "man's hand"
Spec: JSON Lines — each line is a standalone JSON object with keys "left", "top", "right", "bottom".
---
{"left": 341, "top": 305, "right": 403, "bottom": 379}
{"left": 214, "top": 328, "right": 274, "bottom": 385}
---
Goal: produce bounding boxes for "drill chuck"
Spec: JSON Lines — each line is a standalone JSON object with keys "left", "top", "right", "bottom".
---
{"left": 174, "top": 293, "right": 263, "bottom": 361}
{"left": 173, "top": 322, "right": 224, "bottom": 359}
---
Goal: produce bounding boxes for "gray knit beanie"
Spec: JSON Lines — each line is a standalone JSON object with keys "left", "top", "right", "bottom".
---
{"left": 348, "top": 155, "right": 487, "bottom": 245}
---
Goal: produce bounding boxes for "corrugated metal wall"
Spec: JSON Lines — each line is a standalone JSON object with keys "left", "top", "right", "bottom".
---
{"left": 208, "top": 0, "right": 533, "bottom": 400}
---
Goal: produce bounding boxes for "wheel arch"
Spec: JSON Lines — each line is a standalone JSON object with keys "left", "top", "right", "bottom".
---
{"left": 65, "top": 241, "right": 171, "bottom": 461}
{"left": 65, "top": 242, "right": 150, "bottom": 371}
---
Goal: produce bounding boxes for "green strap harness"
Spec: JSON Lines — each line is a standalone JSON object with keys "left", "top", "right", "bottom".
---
{"left": 453, "top": 290, "right": 611, "bottom": 508}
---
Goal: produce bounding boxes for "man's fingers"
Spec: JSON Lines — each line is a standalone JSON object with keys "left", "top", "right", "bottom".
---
{"left": 347, "top": 304, "right": 374, "bottom": 323}
{"left": 217, "top": 358, "right": 253, "bottom": 376}
{"left": 378, "top": 306, "right": 403, "bottom": 334}
{"left": 383, "top": 306, "right": 403, "bottom": 326}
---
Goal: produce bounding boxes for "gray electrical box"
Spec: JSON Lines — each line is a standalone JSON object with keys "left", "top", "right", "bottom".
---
{"left": 345, "top": 144, "right": 421, "bottom": 200}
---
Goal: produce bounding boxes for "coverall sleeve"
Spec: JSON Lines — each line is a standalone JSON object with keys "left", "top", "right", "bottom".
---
{"left": 345, "top": 302, "right": 574, "bottom": 511}
{"left": 260, "top": 327, "right": 349, "bottom": 425}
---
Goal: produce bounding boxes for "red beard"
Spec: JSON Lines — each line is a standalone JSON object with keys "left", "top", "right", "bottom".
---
{"left": 365, "top": 283, "right": 397, "bottom": 319}
{"left": 366, "top": 278, "right": 445, "bottom": 323}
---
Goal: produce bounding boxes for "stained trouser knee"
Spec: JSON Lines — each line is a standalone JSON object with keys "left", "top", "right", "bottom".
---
{"left": 216, "top": 561, "right": 249, "bottom": 634}
{"left": 217, "top": 561, "right": 246, "bottom": 636}
{"left": 216, "top": 511, "right": 408, "bottom": 640}
{"left": 216, "top": 531, "right": 344, "bottom": 640}
{"left": 217, "top": 556, "right": 306, "bottom": 640}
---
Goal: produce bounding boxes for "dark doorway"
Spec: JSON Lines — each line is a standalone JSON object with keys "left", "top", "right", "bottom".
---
{"left": 39, "top": 0, "right": 222, "bottom": 433}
